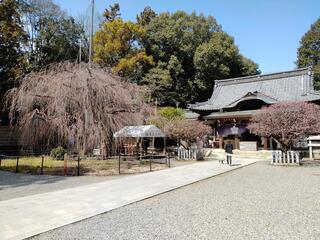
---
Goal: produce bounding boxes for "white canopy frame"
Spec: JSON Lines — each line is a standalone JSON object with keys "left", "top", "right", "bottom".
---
{"left": 113, "top": 125, "right": 165, "bottom": 138}
{"left": 113, "top": 125, "right": 167, "bottom": 173}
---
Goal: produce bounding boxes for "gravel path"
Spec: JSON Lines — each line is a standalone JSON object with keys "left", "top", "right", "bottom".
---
{"left": 0, "top": 171, "right": 122, "bottom": 201}
{"left": 31, "top": 161, "right": 320, "bottom": 240}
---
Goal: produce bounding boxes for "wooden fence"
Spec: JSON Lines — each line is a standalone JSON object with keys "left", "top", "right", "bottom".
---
{"left": 271, "top": 151, "right": 300, "bottom": 165}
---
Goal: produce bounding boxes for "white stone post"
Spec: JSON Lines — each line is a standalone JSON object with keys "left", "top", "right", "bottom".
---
{"left": 309, "top": 140, "right": 313, "bottom": 160}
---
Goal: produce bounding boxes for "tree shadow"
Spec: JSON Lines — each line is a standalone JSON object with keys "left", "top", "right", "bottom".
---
{"left": 230, "top": 163, "right": 241, "bottom": 167}
{"left": 0, "top": 170, "right": 68, "bottom": 189}
{"left": 300, "top": 160, "right": 320, "bottom": 167}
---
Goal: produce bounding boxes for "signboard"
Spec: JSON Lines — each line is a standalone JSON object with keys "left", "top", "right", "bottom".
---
{"left": 240, "top": 141, "right": 257, "bottom": 151}
{"left": 93, "top": 148, "right": 101, "bottom": 156}
{"left": 216, "top": 124, "right": 248, "bottom": 137}
{"left": 294, "top": 138, "right": 308, "bottom": 149}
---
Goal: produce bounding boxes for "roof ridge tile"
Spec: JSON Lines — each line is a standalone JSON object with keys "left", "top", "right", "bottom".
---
{"left": 215, "top": 67, "right": 310, "bottom": 86}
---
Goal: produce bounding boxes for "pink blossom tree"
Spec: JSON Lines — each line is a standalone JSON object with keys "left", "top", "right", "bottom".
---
{"left": 164, "top": 120, "right": 212, "bottom": 149}
{"left": 248, "top": 102, "right": 320, "bottom": 152}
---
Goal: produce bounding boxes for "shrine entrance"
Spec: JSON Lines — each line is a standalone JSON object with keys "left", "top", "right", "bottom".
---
{"left": 203, "top": 116, "right": 269, "bottom": 150}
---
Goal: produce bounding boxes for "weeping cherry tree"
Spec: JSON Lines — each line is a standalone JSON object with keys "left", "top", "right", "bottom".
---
{"left": 5, "top": 62, "right": 152, "bottom": 155}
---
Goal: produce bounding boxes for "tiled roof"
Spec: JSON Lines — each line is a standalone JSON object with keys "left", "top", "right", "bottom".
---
{"left": 203, "top": 110, "right": 259, "bottom": 120}
{"left": 189, "top": 67, "right": 320, "bottom": 111}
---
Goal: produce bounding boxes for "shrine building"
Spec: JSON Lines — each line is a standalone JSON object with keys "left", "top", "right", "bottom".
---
{"left": 188, "top": 67, "right": 320, "bottom": 150}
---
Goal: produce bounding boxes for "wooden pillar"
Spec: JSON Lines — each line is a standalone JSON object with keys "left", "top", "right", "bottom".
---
{"left": 263, "top": 137, "right": 268, "bottom": 150}
{"left": 235, "top": 136, "right": 240, "bottom": 149}
{"left": 219, "top": 137, "right": 224, "bottom": 149}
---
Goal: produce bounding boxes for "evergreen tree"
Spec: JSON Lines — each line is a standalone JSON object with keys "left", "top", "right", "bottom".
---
{"left": 142, "top": 11, "right": 259, "bottom": 105}
{"left": 194, "top": 32, "right": 259, "bottom": 101}
{"left": 0, "top": 0, "right": 27, "bottom": 92}
{"left": 31, "top": 16, "right": 85, "bottom": 69}
{"left": 137, "top": 6, "right": 156, "bottom": 27}
{"left": 94, "top": 6, "right": 260, "bottom": 106}
{"left": 297, "top": 18, "right": 320, "bottom": 88}
{"left": 103, "top": 3, "right": 121, "bottom": 22}
{"left": 94, "top": 19, "right": 153, "bottom": 82}
{"left": 23, "top": 0, "right": 87, "bottom": 70}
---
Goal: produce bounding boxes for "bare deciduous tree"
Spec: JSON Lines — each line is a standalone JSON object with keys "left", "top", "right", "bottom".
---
{"left": 5, "top": 62, "right": 151, "bottom": 155}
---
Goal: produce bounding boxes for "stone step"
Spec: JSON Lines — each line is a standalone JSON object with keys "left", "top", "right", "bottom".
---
{"left": 204, "top": 149, "right": 272, "bottom": 160}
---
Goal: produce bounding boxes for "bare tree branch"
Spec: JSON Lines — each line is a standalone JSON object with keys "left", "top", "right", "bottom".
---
{"left": 5, "top": 62, "right": 152, "bottom": 155}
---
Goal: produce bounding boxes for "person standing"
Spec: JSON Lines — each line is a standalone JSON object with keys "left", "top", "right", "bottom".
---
{"left": 224, "top": 141, "right": 233, "bottom": 165}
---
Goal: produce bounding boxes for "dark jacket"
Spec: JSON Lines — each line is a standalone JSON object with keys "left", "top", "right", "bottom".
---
{"left": 225, "top": 143, "right": 233, "bottom": 154}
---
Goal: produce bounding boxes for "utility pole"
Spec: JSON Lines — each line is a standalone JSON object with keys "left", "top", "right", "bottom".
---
{"left": 155, "top": 98, "right": 158, "bottom": 115}
{"left": 79, "top": 38, "right": 82, "bottom": 64}
{"left": 89, "top": 0, "right": 94, "bottom": 65}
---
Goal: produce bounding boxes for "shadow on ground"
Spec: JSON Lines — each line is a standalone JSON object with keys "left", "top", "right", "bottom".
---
{"left": 0, "top": 171, "right": 68, "bottom": 189}
{"left": 300, "top": 160, "right": 320, "bottom": 167}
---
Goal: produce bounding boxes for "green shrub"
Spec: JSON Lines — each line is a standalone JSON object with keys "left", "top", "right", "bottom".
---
{"left": 158, "top": 107, "right": 184, "bottom": 120}
{"left": 50, "top": 146, "right": 67, "bottom": 160}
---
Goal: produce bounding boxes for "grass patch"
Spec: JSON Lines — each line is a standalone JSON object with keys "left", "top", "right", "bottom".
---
{"left": 0, "top": 156, "right": 67, "bottom": 175}
{"left": 0, "top": 156, "right": 168, "bottom": 176}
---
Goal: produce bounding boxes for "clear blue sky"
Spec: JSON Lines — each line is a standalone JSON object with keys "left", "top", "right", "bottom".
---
{"left": 55, "top": 0, "right": 319, "bottom": 74}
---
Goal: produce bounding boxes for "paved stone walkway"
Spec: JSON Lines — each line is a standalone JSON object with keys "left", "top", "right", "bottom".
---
{"left": 0, "top": 159, "right": 257, "bottom": 240}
